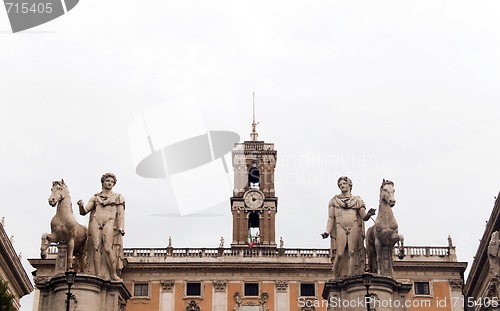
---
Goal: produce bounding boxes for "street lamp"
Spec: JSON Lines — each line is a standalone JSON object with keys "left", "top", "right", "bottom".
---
{"left": 361, "top": 272, "right": 373, "bottom": 311}
{"left": 65, "top": 271, "right": 76, "bottom": 311}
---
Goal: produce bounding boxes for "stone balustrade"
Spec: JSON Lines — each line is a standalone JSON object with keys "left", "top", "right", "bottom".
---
{"left": 404, "top": 246, "right": 449, "bottom": 257}
{"left": 45, "top": 245, "right": 453, "bottom": 260}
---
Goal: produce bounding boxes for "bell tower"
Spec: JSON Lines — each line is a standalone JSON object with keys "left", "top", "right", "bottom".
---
{"left": 231, "top": 104, "right": 278, "bottom": 249}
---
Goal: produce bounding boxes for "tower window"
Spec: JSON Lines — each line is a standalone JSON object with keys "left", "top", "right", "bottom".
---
{"left": 248, "top": 212, "right": 260, "bottom": 228}
{"left": 248, "top": 212, "right": 260, "bottom": 245}
{"left": 248, "top": 167, "right": 260, "bottom": 189}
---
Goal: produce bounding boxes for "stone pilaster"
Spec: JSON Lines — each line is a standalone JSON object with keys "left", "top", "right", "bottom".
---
{"left": 449, "top": 279, "right": 463, "bottom": 311}
{"left": 160, "top": 280, "right": 175, "bottom": 311}
{"left": 212, "top": 280, "right": 227, "bottom": 311}
{"left": 275, "top": 281, "right": 289, "bottom": 311}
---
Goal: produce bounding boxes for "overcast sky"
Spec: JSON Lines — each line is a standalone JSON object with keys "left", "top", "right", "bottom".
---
{"left": 1, "top": 1, "right": 500, "bottom": 309}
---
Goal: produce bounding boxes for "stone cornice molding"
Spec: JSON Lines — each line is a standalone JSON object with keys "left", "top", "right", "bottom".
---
{"left": 394, "top": 261, "right": 468, "bottom": 271}
{"left": 36, "top": 274, "right": 129, "bottom": 295}
{"left": 465, "top": 192, "right": 500, "bottom": 296}
{"left": 0, "top": 222, "right": 33, "bottom": 295}
{"left": 123, "top": 261, "right": 331, "bottom": 272}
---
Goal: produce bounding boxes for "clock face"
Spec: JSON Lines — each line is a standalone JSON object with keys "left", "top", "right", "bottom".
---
{"left": 244, "top": 190, "right": 264, "bottom": 208}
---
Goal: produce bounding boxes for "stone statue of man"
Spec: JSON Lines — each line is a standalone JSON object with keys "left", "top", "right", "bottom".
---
{"left": 488, "top": 230, "right": 500, "bottom": 277}
{"left": 78, "top": 173, "right": 125, "bottom": 280}
{"left": 321, "top": 176, "right": 375, "bottom": 279}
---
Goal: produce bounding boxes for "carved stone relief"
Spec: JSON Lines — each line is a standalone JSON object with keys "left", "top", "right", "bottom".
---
{"left": 448, "top": 279, "right": 463, "bottom": 289}
{"left": 186, "top": 300, "right": 201, "bottom": 311}
{"left": 275, "top": 280, "right": 288, "bottom": 292}
{"left": 213, "top": 280, "right": 227, "bottom": 292}
{"left": 161, "top": 280, "right": 175, "bottom": 292}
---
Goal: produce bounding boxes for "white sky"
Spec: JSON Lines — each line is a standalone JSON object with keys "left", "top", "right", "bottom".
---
{"left": 1, "top": 1, "right": 499, "bottom": 309}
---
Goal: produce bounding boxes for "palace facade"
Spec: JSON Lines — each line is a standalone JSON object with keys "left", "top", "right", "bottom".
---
{"left": 30, "top": 127, "right": 468, "bottom": 311}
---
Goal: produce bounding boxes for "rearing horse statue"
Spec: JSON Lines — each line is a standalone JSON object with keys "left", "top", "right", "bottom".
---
{"left": 366, "top": 179, "right": 404, "bottom": 277}
{"left": 40, "top": 180, "right": 88, "bottom": 272}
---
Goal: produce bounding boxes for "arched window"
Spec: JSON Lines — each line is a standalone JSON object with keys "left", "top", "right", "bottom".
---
{"left": 248, "top": 212, "right": 260, "bottom": 228}
{"left": 248, "top": 212, "right": 260, "bottom": 246}
{"left": 248, "top": 167, "right": 260, "bottom": 189}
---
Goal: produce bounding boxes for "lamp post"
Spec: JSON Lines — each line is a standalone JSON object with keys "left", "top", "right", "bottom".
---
{"left": 361, "top": 272, "right": 373, "bottom": 311}
{"left": 65, "top": 271, "right": 76, "bottom": 311}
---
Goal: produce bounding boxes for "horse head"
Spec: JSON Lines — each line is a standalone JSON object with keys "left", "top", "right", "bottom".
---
{"left": 380, "top": 179, "right": 396, "bottom": 207}
{"left": 48, "top": 179, "right": 69, "bottom": 206}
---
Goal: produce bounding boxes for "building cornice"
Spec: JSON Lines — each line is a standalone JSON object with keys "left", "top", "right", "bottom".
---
{"left": 394, "top": 261, "right": 467, "bottom": 272}
{"left": 465, "top": 192, "right": 500, "bottom": 296}
{"left": 0, "top": 223, "right": 33, "bottom": 296}
{"left": 122, "top": 261, "right": 331, "bottom": 272}
{"left": 121, "top": 260, "right": 467, "bottom": 274}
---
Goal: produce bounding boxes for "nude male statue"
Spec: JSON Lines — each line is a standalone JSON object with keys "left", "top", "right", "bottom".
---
{"left": 78, "top": 173, "right": 125, "bottom": 280}
{"left": 321, "top": 176, "right": 375, "bottom": 279}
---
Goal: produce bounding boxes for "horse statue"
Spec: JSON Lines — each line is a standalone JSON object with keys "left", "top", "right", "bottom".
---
{"left": 40, "top": 179, "right": 88, "bottom": 272}
{"left": 366, "top": 179, "right": 404, "bottom": 277}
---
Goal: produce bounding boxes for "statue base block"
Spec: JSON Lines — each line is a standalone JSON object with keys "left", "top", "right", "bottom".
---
{"left": 35, "top": 274, "right": 131, "bottom": 311}
{"left": 322, "top": 275, "right": 412, "bottom": 311}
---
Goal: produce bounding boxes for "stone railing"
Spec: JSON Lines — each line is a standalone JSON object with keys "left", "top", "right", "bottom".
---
{"left": 46, "top": 245, "right": 451, "bottom": 259}
{"left": 402, "top": 246, "right": 449, "bottom": 257}
{"left": 234, "top": 142, "right": 274, "bottom": 151}
{"left": 121, "top": 247, "right": 330, "bottom": 258}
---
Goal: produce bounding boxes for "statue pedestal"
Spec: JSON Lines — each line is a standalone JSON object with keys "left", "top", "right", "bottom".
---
{"left": 322, "top": 275, "right": 412, "bottom": 311}
{"left": 54, "top": 243, "right": 67, "bottom": 274}
{"left": 34, "top": 274, "right": 131, "bottom": 311}
{"left": 377, "top": 246, "right": 395, "bottom": 277}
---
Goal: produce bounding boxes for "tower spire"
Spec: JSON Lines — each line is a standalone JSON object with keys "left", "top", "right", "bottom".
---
{"left": 250, "top": 92, "right": 259, "bottom": 141}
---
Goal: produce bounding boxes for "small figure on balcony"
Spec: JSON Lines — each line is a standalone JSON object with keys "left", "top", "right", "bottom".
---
{"left": 219, "top": 237, "right": 224, "bottom": 248}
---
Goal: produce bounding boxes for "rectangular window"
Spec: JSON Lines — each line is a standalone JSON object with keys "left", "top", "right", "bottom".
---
{"left": 300, "top": 283, "right": 315, "bottom": 296}
{"left": 414, "top": 282, "right": 430, "bottom": 295}
{"left": 186, "top": 282, "right": 201, "bottom": 296}
{"left": 134, "top": 283, "right": 148, "bottom": 297}
{"left": 244, "top": 283, "right": 259, "bottom": 296}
